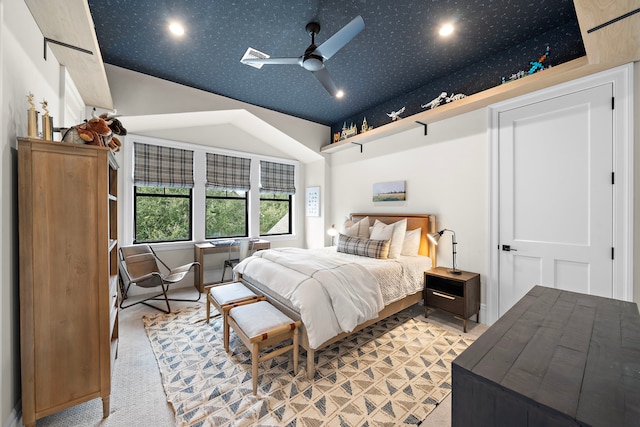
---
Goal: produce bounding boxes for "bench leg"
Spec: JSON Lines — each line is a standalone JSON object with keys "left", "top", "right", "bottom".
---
{"left": 224, "top": 314, "right": 230, "bottom": 352}
{"left": 293, "top": 328, "right": 299, "bottom": 375}
{"left": 252, "top": 343, "right": 259, "bottom": 395}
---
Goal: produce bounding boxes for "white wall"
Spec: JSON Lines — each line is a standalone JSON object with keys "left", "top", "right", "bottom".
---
{"left": 1, "top": 0, "right": 82, "bottom": 424}
{"left": 329, "top": 109, "right": 490, "bottom": 306}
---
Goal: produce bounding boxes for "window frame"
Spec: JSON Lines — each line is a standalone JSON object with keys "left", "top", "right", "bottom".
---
{"left": 259, "top": 192, "right": 293, "bottom": 236}
{"left": 133, "top": 185, "right": 193, "bottom": 243}
{"left": 205, "top": 188, "right": 249, "bottom": 239}
{"left": 121, "top": 134, "right": 299, "bottom": 249}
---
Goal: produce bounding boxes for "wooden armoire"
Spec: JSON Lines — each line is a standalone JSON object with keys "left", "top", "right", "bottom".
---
{"left": 18, "top": 138, "right": 119, "bottom": 426}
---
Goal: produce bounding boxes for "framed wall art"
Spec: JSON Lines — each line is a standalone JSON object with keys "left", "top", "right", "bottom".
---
{"left": 373, "top": 180, "right": 406, "bottom": 202}
{"left": 306, "top": 186, "right": 320, "bottom": 217}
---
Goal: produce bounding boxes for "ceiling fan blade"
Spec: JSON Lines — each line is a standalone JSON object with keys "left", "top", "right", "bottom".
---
{"left": 312, "top": 67, "right": 339, "bottom": 96}
{"left": 242, "top": 57, "right": 301, "bottom": 66}
{"left": 314, "top": 15, "right": 364, "bottom": 60}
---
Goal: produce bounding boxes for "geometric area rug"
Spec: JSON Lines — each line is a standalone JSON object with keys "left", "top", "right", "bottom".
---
{"left": 143, "top": 306, "right": 474, "bottom": 427}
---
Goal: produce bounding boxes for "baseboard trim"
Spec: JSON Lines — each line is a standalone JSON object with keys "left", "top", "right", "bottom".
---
{"left": 4, "top": 400, "right": 21, "bottom": 427}
{"left": 479, "top": 303, "right": 487, "bottom": 325}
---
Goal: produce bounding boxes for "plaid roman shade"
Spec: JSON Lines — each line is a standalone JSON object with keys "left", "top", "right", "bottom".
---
{"left": 206, "top": 153, "right": 251, "bottom": 191}
{"left": 260, "top": 161, "right": 296, "bottom": 194}
{"left": 134, "top": 143, "right": 194, "bottom": 188}
{"left": 337, "top": 233, "right": 390, "bottom": 259}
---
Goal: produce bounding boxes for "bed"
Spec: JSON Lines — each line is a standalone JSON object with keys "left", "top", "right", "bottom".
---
{"left": 234, "top": 213, "right": 437, "bottom": 378}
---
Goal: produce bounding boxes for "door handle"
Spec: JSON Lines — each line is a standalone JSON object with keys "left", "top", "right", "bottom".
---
{"left": 502, "top": 244, "right": 518, "bottom": 252}
{"left": 432, "top": 291, "right": 456, "bottom": 300}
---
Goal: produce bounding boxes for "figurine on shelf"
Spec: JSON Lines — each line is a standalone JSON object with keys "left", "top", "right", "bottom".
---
{"left": 421, "top": 92, "right": 447, "bottom": 109}
{"left": 528, "top": 45, "right": 550, "bottom": 75}
{"left": 340, "top": 122, "right": 358, "bottom": 139}
{"left": 99, "top": 110, "right": 126, "bottom": 152}
{"left": 386, "top": 106, "right": 405, "bottom": 121}
{"left": 41, "top": 100, "right": 53, "bottom": 141}
{"left": 361, "top": 117, "right": 373, "bottom": 133}
{"left": 502, "top": 46, "right": 550, "bottom": 84}
{"left": 446, "top": 93, "right": 467, "bottom": 103}
{"left": 27, "top": 92, "right": 38, "bottom": 138}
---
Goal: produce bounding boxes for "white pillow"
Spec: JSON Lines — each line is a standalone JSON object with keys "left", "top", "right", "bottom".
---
{"left": 343, "top": 216, "right": 370, "bottom": 238}
{"left": 401, "top": 228, "right": 421, "bottom": 256}
{"left": 370, "top": 219, "right": 407, "bottom": 259}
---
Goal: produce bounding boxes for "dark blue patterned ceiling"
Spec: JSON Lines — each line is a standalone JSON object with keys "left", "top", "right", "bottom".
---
{"left": 87, "top": 0, "right": 584, "bottom": 129}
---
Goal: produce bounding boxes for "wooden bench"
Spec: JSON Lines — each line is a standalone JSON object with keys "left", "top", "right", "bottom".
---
{"left": 206, "top": 282, "right": 266, "bottom": 351}
{"left": 227, "top": 301, "right": 301, "bottom": 394}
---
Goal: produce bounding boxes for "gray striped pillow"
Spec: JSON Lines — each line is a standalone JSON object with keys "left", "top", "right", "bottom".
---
{"left": 337, "top": 233, "right": 390, "bottom": 259}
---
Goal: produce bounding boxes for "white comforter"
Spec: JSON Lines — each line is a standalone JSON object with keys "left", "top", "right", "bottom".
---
{"left": 234, "top": 247, "right": 384, "bottom": 348}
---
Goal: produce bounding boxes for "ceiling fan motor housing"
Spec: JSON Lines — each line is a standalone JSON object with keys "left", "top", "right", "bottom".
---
{"left": 303, "top": 54, "right": 324, "bottom": 71}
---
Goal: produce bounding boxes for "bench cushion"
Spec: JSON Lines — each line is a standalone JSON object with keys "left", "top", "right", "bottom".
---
{"left": 229, "top": 301, "right": 294, "bottom": 339}
{"left": 209, "top": 282, "right": 257, "bottom": 306}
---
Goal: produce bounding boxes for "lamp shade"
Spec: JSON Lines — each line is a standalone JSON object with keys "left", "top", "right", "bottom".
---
{"left": 327, "top": 224, "right": 338, "bottom": 246}
{"left": 427, "top": 230, "right": 444, "bottom": 245}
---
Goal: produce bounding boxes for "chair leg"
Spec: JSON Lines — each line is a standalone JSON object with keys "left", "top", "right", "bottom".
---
{"left": 161, "top": 283, "right": 171, "bottom": 313}
{"left": 160, "top": 284, "right": 202, "bottom": 304}
{"left": 119, "top": 285, "right": 171, "bottom": 314}
{"left": 206, "top": 297, "right": 211, "bottom": 323}
{"left": 221, "top": 262, "right": 231, "bottom": 283}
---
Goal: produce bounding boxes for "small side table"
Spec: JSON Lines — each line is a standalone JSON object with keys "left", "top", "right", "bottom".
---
{"left": 424, "top": 267, "right": 480, "bottom": 332}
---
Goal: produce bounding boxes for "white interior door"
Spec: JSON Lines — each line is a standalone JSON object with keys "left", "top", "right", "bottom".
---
{"left": 498, "top": 83, "right": 614, "bottom": 316}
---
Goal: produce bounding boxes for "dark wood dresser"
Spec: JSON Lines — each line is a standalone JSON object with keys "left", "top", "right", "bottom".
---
{"left": 452, "top": 285, "right": 640, "bottom": 427}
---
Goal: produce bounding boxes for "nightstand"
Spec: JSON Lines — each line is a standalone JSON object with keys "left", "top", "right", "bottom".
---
{"left": 424, "top": 267, "right": 480, "bottom": 332}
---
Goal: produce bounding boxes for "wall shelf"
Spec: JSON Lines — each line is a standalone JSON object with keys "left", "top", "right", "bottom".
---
{"left": 320, "top": 56, "right": 617, "bottom": 154}
{"left": 25, "top": 0, "right": 113, "bottom": 109}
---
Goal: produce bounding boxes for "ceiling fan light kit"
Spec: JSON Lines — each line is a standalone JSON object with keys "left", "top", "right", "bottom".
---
{"left": 241, "top": 15, "right": 365, "bottom": 97}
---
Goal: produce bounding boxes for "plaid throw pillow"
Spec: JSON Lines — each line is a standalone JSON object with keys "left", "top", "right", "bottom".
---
{"left": 337, "top": 233, "right": 390, "bottom": 259}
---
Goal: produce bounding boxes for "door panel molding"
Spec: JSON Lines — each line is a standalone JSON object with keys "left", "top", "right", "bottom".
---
{"left": 487, "top": 63, "right": 633, "bottom": 325}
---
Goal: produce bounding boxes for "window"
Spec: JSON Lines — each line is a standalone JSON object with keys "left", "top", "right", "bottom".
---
{"left": 260, "top": 192, "right": 292, "bottom": 235}
{"left": 133, "top": 143, "right": 194, "bottom": 243}
{"left": 205, "top": 153, "right": 250, "bottom": 238}
{"left": 125, "top": 137, "right": 298, "bottom": 245}
{"left": 260, "top": 161, "right": 295, "bottom": 236}
{"left": 135, "top": 186, "right": 192, "bottom": 242}
{"left": 206, "top": 189, "right": 248, "bottom": 238}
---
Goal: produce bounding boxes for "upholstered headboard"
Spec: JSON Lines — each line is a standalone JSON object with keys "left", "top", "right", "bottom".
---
{"left": 350, "top": 213, "right": 437, "bottom": 267}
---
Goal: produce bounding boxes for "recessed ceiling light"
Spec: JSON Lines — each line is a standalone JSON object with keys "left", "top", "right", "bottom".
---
{"left": 336, "top": 90, "right": 344, "bottom": 98}
{"left": 169, "top": 22, "right": 185, "bottom": 36}
{"left": 439, "top": 23, "right": 454, "bottom": 37}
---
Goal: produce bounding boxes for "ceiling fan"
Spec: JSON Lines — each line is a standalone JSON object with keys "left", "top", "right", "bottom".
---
{"left": 241, "top": 15, "right": 365, "bottom": 97}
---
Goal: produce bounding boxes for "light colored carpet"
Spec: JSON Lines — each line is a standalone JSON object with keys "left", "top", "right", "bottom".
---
{"left": 33, "top": 288, "right": 486, "bottom": 427}
{"left": 143, "top": 305, "right": 476, "bottom": 426}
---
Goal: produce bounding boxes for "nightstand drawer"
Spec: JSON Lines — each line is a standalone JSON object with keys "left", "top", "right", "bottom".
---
{"left": 425, "top": 288, "right": 463, "bottom": 314}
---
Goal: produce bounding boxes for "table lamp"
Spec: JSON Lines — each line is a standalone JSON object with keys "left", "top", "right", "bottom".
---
{"left": 327, "top": 224, "right": 338, "bottom": 246}
{"left": 427, "top": 228, "right": 462, "bottom": 274}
